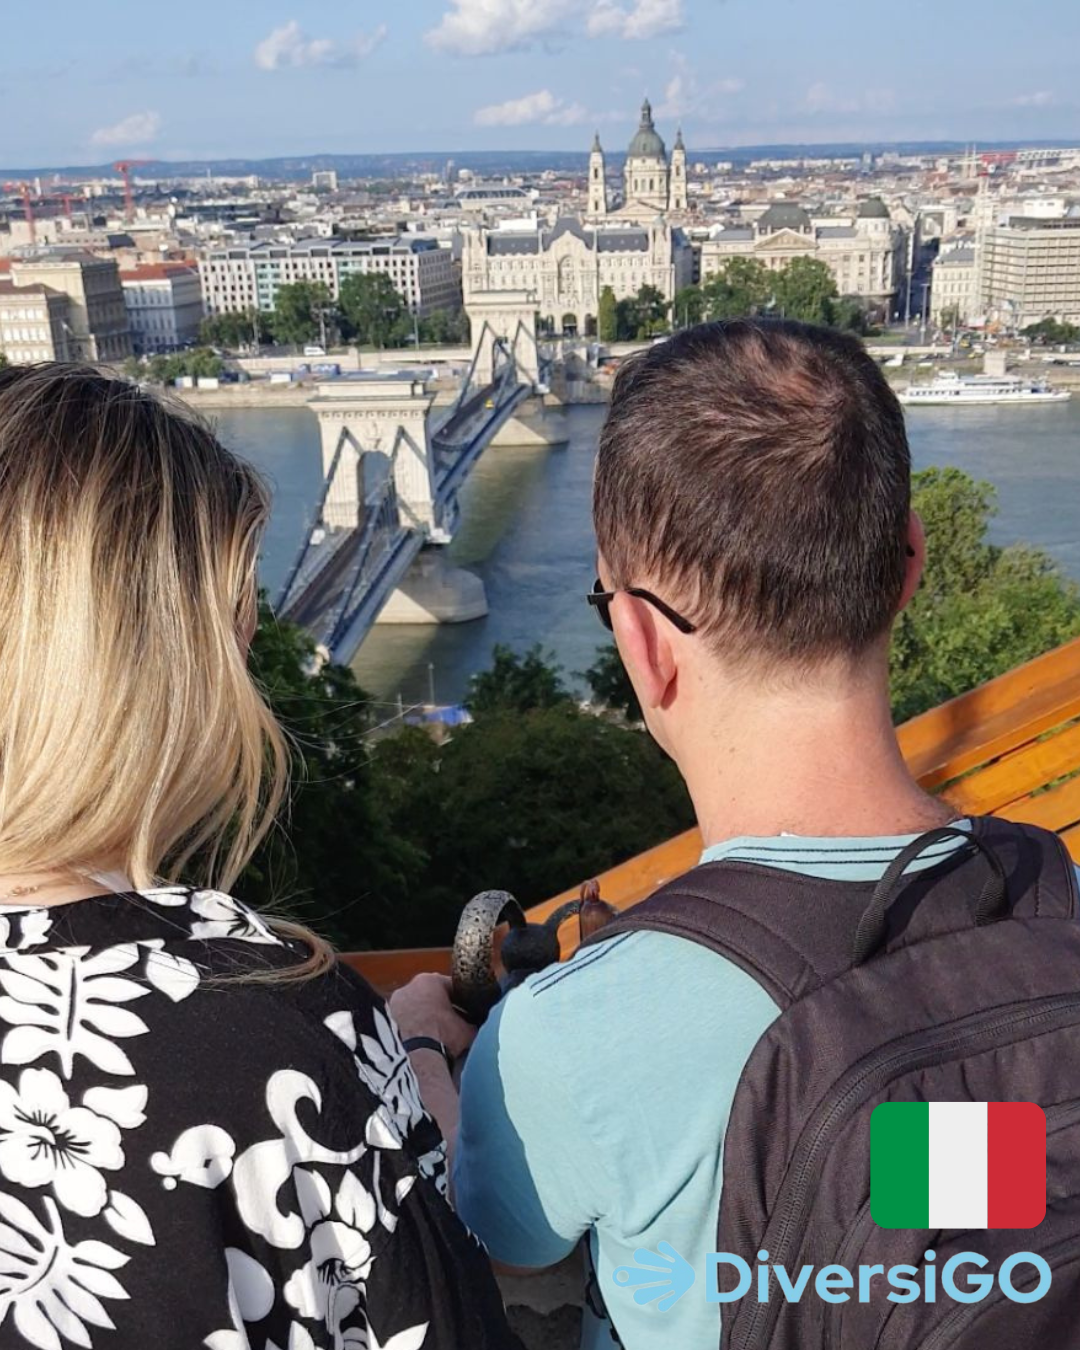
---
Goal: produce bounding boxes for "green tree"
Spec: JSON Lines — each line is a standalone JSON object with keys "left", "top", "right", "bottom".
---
{"left": 200, "top": 309, "right": 272, "bottom": 350}
{"left": 634, "top": 284, "right": 670, "bottom": 337}
{"left": 0, "top": 352, "right": 7, "bottom": 369}
{"left": 240, "top": 601, "right": 423, "bottom": 950}
{"left": 832, "top": 295, "right": 871, "bottom": 334}
{"left": 673, "top": 284, "right": 706, "bottom": 328}
{"left": 141, "top": 348, "right": 224, "bottom": 384}
{"left": 338, "top": 272, "right": 405, "bottom": 348}
{"left": 700, "top": 257, "right": 772, "bottom": 319}
{"left": 598, "top": 286, "right": 618, "bottom": 342}
{"left": 466, "top": 644, "right": 573, "bottom": 716}
{"left": 584, "top": 643, "right": 642, "bottom": 723}
{"left": 615, "top": 285, "right": 670, "bottom": 339}
{"left": 890, "top": 467, "right": 1080, "bottom": 721}
{"left": 272, "top": 281, "right": 335, "bottom": 348}
{"left": 417, "top": 308, "right": 468, "bottom": 345}
{"left": 372, "top": 703, "right": 694, "bottom": 943}
{"left": 1022, "top": 318, "right": 1080, "bottom": 345}
{"left": 937, "top": 304, "right": 962, "bottom": 333}
{"left": 772, "top": 256, "right": 839, "bottom": 325}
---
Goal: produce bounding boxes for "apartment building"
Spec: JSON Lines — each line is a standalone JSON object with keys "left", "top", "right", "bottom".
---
{"left": 977, "top": 214, "right": 1080, "bottom": 328}
{"left": 8, "top": 252, "right": 131, "bottom": 361}
{"left": 0, "top": 280, "right": 73, "bottom": 363}
{"left": 199, "top": 237, "right": 461, "bottom": 318}
{"left": 120, "top": 264, "right": 203, "bottom": 354}
{"left": 930, "top": 244, "right": 977, "bottom": 325}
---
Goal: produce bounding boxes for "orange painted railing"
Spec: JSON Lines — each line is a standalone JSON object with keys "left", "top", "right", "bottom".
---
{"left": 344, "top": 635, "right": 1080, "bottom": 991}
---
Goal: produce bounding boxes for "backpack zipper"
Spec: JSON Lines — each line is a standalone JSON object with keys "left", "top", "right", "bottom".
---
{"left": 910, "top": 1231, "right": 1080, "bottom": 1350}
{"left": 731, "top": 994, "right": 1080, "bottom": 1350}
{"left": 823, "top": 1097, "right": 1080, "bottom": 1350}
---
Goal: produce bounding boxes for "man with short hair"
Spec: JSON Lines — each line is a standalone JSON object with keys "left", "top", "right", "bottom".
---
{"left": 392, "top": 319, "right": 962, "bottom": 1348}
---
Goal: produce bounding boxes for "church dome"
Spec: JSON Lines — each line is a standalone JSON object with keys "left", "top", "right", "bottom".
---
{"left": 627, "top": 99, "right": 667, "bottom": 160}
{"left": 757, "top": 203, "right": 812, "bottom": 232}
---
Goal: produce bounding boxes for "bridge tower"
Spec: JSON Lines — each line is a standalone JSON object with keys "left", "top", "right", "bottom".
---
{"left": 466, "top": 290, "right": 541, "bottom": 387}
{"left": 310, "top": 374, "right": 439, "bottom": 534}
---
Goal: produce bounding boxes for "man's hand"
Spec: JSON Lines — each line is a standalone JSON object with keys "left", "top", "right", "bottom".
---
{"left": 389, "top": 973, "right": 478, "bottom": 1062}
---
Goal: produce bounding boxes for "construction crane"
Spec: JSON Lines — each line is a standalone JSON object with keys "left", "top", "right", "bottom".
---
{"left": 2, "top": 180, "right": 35, "bottom": 244}
{"left": 113, "top": 160, "right": 151, "bottom": 223}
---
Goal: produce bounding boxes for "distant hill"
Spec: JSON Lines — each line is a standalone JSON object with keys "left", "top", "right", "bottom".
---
{"left": 3, "top": 140, "right": 1076, "bottom": 182}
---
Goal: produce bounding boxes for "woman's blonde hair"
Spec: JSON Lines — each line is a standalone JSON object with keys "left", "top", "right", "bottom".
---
{"left": 0, "top": 364, "right": 332, "bottom": 977}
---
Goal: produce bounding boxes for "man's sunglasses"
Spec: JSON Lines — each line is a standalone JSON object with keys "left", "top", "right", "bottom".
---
{"left": 586, "top": 578, "right": 698, "bottom": 634}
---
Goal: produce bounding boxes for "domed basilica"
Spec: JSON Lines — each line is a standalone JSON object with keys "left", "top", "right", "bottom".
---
{"left": 588, "top": 99, "right": 688, "bottom": 220}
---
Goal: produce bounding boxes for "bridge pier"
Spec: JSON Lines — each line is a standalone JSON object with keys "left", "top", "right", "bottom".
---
{"left": 487, "top": 395, "right": 570, "bottom": 447}
{"left": 377, "top": 550, "right": 488, "bottom": 625}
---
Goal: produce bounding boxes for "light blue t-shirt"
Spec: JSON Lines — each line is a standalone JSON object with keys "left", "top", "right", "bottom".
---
{"left": 453, "top": 825, "right": 982, "bottom": 1350}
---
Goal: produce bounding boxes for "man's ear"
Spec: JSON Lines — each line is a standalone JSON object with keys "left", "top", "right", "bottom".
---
{"left": 611, "top": 593, "right": 679, "bottom": 711}
{"left": 897, "top": 511, "right": 926, "bottom": 614}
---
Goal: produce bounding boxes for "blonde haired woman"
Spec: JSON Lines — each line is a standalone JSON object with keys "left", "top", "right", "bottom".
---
{"left": 0, "top": 365, "right": 517, "bottom": 1350}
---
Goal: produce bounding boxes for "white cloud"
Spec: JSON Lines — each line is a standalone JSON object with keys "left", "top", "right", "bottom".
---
{"left": 254, "top": 19, "right": 386, "bottom": 71}
{"left": 90, "top": 110, "right": 162, "bottom": 149}
{"left": 427, "top": 0, "right": 681, "bottom": 55}
{"left": 587, "top": 0, "right": 683, "bottom": 40}
{"left": 805, "top": 82, "right": 895, "bottom": 116}
{"left": 474, "top": 89, "right": 589, "bottom": 126}
{"left": 1012, "top": 90, "right": 1053, "bottom": 108}
{"left": 655, "top": 54, "right": 743, "bottom": 121}
{"left": 427, "top": 0, "right": 577, "bottom": 56}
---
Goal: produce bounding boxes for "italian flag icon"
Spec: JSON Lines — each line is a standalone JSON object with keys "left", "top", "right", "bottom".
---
{"left": 871, "top": 1102, "right": 1046, "bottom": 1230}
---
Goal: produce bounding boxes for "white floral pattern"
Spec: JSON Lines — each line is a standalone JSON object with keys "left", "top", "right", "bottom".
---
{"left": 0, "top": 910, "right": 52, "bottom": 954}
{"left": 0, "top": 888, "right": 510, "bottom": 1350}
{"left": 0, "top": 1067, "right": 124, "bottom": 1216}
{"left": 324, "top": 1009, "right": 445, "bottom": 1193}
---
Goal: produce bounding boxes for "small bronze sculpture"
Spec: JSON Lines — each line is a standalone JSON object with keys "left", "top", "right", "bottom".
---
{"left": 450, "top": 881, "right": 619, "bottom": 1024}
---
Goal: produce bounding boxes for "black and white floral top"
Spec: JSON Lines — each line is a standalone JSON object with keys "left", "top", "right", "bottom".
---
{"left": 0, "top": 887, "right": 520, "bottom": 1350}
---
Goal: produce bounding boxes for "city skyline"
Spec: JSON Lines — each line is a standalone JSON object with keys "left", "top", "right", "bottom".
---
{"left": 3, "top": 0, "right": 1080, "bottom": 169}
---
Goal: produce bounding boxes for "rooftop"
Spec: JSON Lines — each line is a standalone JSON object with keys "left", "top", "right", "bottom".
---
{"left": 119, "top": 263, "right": 198, "bottom": 282}
{"left": 757, "top": 203, "right": 812, "bottom": 232}
{"left": 486, "top": 218, "right": 652, "bottom": 256}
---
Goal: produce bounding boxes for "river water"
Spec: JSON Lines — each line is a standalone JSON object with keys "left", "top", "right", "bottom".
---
{"left": 215, "top": 400, "right": 1080, "bottom": 707}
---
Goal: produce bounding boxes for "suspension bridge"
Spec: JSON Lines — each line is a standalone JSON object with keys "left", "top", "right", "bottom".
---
{"left": 275, "top": 294, "right": 556, "bottom": 666}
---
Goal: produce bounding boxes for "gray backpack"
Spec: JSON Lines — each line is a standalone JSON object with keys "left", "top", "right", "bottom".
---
{"left": 588, "top": 817, "right": 1080, "bottom": 1349}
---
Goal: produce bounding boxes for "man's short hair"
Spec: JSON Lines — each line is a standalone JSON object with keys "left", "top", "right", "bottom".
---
{"left": 594, "top": 319, "right": 911, "bottom": 664}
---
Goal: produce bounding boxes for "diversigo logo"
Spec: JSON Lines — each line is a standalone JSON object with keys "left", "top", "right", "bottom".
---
{"left": 610, "top": 1101, "right": 1051, "bottom": 1313}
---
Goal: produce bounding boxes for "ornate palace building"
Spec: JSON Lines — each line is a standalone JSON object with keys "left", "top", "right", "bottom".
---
{"left": 462, "top": 217, "right": 692, "bottom": 338}
{"left": 700, "top": 201, "right": 909, "bottom": 320}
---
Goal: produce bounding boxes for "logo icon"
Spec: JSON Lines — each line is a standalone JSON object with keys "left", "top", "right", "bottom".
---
{"left": 871, "top": 1102, "right": 1045, "bottom": 1230}
{"left": 612, "top": 1241, "right": 696, "bottom": 1311}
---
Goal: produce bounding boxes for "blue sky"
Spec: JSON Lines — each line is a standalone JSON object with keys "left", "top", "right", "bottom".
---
{"left": 3, "top": 0, "right": 1079, "bottom": 167}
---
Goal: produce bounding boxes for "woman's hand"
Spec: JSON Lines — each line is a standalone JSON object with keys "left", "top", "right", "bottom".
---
{"left": 389, "top": 973, "right": 478, "bottom": 1062}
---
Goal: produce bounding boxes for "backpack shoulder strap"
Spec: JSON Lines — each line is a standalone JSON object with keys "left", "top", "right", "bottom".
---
{"left": 583, "top": 818, "right": 1079, "bottom": 1011}
{"left": 580, "top": 862, "right": 829, "bottom": 1010}
{"left": 971, "top": 815, "right": 1078, "bottom": 918}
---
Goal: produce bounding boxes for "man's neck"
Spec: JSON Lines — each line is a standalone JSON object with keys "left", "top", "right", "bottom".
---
{"left": 674, "top": 672, "right": 954, "bottom": 849}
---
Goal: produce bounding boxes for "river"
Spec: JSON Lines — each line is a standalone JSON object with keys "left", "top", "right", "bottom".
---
{"left": 214, "top": 400, "right": 1080, "bottom": 707}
